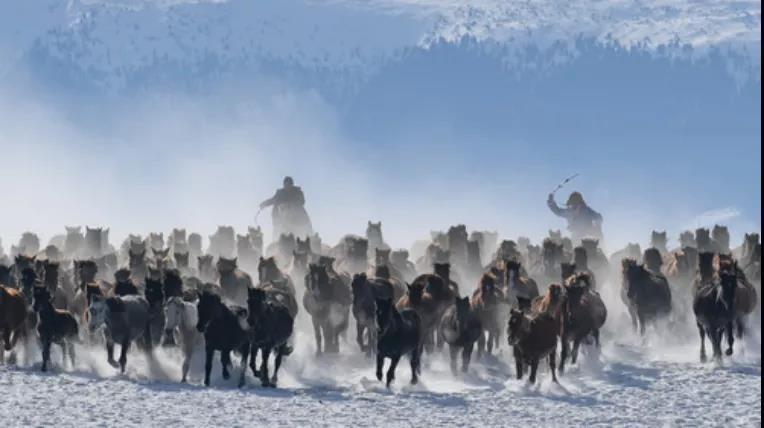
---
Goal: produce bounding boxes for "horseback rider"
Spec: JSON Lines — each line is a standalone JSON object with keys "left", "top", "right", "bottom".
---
{"left": 547, "top": 191, "right": 603, "bottom": 243}
{"left": 260, "top": 176, "right": 314, "bottom": 241}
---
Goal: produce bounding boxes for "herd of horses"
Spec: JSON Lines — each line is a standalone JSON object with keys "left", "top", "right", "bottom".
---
{"left": 0, "top": 223, "right": 760, "bottom": 387}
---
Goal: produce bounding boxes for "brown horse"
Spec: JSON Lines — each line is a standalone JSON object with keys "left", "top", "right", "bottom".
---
{"left": 470, "top": 273, "right": 504, "bottom": 357}
{"left": 507, "top": 306, "right": 560, "bottom": 384}
{"left": 0, "top": 285, "right": 28, "bottom": 363}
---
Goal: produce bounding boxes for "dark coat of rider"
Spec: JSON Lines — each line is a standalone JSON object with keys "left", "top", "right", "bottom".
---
{"left": 260, "top": 177, "right": 313, "bottom": 240}
{"left": 548, "top": 191, "right": 603, "bottom": 243}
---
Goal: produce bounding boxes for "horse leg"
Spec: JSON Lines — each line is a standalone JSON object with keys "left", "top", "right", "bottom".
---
{"left": 571, "top": 337, "right": 581, "bottom": 365}
{"left": 549, "top": 348, "right": 559, "bottom": 384}
{"left": 221, "top": 350, "right": 232, "bottom": 380}
{"left": 629, "top": 307, "right": 638, "bottom": 333}
{"left": 476, "top": 331, "right": 485, "bottom": 360}
{"left": 528, "top": 359, "right": 539, "bottom": 384}
{"left": 710, "top": 328, "right": 723, "bottom": 361}
{"left": 368, "top": 326, "right": 377, "bottom": 358}
{"left": 513, "top": 347, "right": 523, "bottom": 380}
{"left": 41, "top": 338, "right": 51, "bottom": 372}
{"left": 448, "top": 344, "right": 458, "bottom": 376}
{"left": 487, "top": 328, "right": 495, "bottom": 355}
{"left": 68, "top": 341, "right": 76, "bottom": 368}
{"left": 376, "top": 353, "right": 384, "bottom": 382}
{"left": 311, "top": 317, "right": 322, "bottom": 355}
{"left": 181, "top": 344, "right": 192, "bottom": 383}
{"left": 385, "top": 354, "right": 400, "bottom": 388}
{"left": 462, "top": 342, "right": 474, "bottom": 374}
{"left": 559, "top": 337, "right": 569, "bottom": 375}
{"left": 238, "top": 344, "right": 250, "bottom": 388}
{"left": 725, "top": 321, "right": 735, "bottom": 356}
{"left": 697, "top": 323, "right": 707, "bottom": 363}
{"left": 271, "top": 346, "right": 285, "bottom": 386}
{"left": 204, "top": 345, "right": 214, "bottom": 386}
{"left": 638, "top": 313, "right": 646, "bottom": 337}
{"left": 2, "top": 328, "right": 10, "bottom": 352}
{"left": 436, "top": 325, "right": 445, "bottom": 350}
{"left": 410, "top": 347, "right": 421, "bottom": 385}
{"left": 356, "top": 323, "right": 366, "bottom": 353}
{"left": 119, "top": 339, "right": 130, "bottom": 374}
{"left": 107, "top": 340, "right": 118, "bottom": 368}
{"left": 423, "top": 328, "right": 435, "bottom": 354}
{"left": 593, "top": 329, "right": 601, "bottom": 348}
{"left": 259, "top": 347, "right": 272, "bottom": 387}
{"left": 494, "top": 326, "right": 501, "bottom": 351}
{"left": 736, "top": 317, "right": 745, "bottom": 339}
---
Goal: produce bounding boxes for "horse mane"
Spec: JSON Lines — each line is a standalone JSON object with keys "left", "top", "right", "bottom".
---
{"left": 534, "top": 284, "right": 563, "bottom": 316}
{"left": 564, "top": 271, "right": 591, "bottom": 289}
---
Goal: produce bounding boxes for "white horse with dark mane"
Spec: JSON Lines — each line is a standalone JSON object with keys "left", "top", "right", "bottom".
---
{"left": 163, "top": 296, "right": 202, "bottom": 382}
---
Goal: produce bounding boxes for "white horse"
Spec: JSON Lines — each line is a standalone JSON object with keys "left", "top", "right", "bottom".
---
{"left": 163, "top": 296, "right": 202, "bottom": 383}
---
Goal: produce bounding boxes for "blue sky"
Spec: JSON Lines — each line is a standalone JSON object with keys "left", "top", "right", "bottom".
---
{"left": 0, "top": 0, "right": 760, "bottom": 251}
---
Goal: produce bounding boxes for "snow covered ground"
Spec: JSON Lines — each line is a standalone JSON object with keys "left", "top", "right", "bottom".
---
{"left": 1, "top": 303, "right": 761, "bottom": 427}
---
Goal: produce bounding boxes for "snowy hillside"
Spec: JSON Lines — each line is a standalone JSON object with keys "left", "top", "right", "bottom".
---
{"left": 1, "top": 0, "right": 760, "bottom": 88}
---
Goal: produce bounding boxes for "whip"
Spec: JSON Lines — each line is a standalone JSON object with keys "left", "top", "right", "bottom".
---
{"left": 550, "top": 173, "right": 580, "bottom": 195}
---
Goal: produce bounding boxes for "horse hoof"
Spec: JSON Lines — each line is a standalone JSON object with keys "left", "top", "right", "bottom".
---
{"left": 725, "top": 349, "right": 733, "bottom": 356}
{"left": 108, "top": 360, "right": 119, "bottom": 368}
{"left": 222, "top": 372, "right": 230, "bottom": 380}
{"left": 700, "top": 355, "right": 707, "bottom": 363}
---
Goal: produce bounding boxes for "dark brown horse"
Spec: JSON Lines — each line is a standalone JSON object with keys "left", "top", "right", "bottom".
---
{"left": 693, "top": 265, "right": 737, "bottom": 362}
{"left": 375, "top": 298, "right": 422, "bottom": 388}
{"left": 33, "top": 286, "right": 78, "bottom": 371}
{"left": 303, "top": 264, "right": 351, "bottom": 354}
{"left": 440, "top": 296, "right": 482, "bottom": 374}
{"left": 507, "top": 305, "right": 560, "bottom": 384}
{"left": 0, "top": 285, "right": 28, "bottom": 363}
{"left": 559, "top": 274, "right": 606, "bottom": 373}
{"left": 470, "top": 273, "right": 504, "bottom": 357}
{"left": 397, "top": 280, "right": 441, "bottom": 353}
{"left": 621, "top": 259, "right": 672, "bottom": 335}
{"left": 351, "top": 273, "right": 394, "bottom": 356}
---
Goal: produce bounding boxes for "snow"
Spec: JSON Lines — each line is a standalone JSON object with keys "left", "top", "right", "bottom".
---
{"left": 0, "top": 0, "right": 759, "bottom": 87}
{"left": 1, "top": 290, "right": 761, "bottom": 426}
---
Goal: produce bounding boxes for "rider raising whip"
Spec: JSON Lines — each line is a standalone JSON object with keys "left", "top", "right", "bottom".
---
{"left": 260, "top": 176, "right": 314, "bottom": 241}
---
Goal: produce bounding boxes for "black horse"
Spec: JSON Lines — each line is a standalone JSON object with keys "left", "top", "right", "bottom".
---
{"left": 375, "top": 298, "right": 422, "bottom": 388}
{"left": 693, "top": 267, "right": 737, "bottom": 362}
{"left": 246, "top": 288, "right": 294, "bottom": 387}
{"left": 196, "top": 291, "right": 250, "bottom": 386}
{"left": 351, "top": 273, "right": 394, "bottom": 356}
{"left": 145, "top": 277, "right": 166, "bottom": 347}
{"left": 439, "top": 296, "right": 482, "bottom": 375}
{"left": 32, "top": 286, "right": 78, "bottom": 371}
